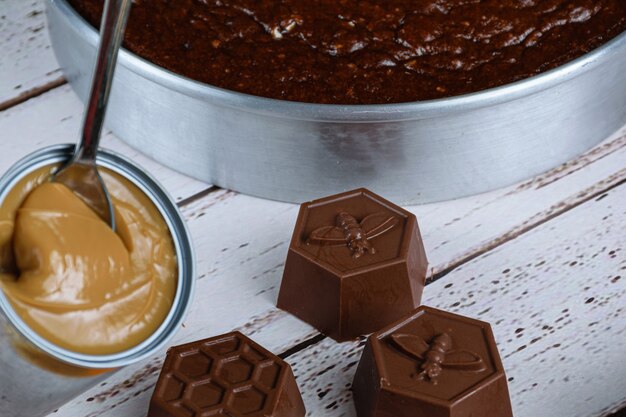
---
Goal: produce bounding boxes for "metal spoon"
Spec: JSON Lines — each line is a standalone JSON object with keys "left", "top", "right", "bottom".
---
{"left": 53, "top": 0, "right": 132, "bottom": 231}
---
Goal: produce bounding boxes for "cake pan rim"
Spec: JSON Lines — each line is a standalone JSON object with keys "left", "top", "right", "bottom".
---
{"left": 52, "top": 0, "right": 626, "bottom": 122}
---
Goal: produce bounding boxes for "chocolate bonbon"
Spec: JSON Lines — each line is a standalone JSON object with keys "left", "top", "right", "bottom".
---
{"left": 277, "top": 188, "right": 428, "bottom": 342}
{"left": 148, "top": 331, "right": 305, "bottom": 417}
{"left": 352, "top": 306, "right": 513, "bottom": 417}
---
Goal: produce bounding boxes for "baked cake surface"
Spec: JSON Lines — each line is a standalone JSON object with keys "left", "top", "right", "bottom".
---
{"left": 68, "top": 0, "right": 626, "bottom": 104}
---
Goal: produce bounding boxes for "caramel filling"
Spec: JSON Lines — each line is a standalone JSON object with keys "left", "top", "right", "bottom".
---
{"left": 0, "top": 166, "right": 177, "bottom": 355}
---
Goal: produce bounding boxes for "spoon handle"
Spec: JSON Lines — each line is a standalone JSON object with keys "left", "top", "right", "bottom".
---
{"left": 76, "top": 0, "right": 132, "bottom": 163}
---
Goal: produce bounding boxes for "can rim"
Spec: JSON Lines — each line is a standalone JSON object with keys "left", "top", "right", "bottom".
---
{"left": 0, "top": 144, "right": 196, "bottom": 368}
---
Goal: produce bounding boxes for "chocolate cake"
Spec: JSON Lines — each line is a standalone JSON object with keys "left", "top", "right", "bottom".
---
{"left": 68, "top": 0, "right": 626, "bottom": 104}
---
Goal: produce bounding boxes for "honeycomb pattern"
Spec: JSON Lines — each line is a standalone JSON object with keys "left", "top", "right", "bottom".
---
{"left": 218, "top": 357, "right": 254, "bottom": 384}
{"left": 231, "top": 387, "right": 266, "bottom": 414}
{"left": 177, "top": 351, "right": 212, "bottom": 378}
{"left": 152, "top": 332, "right": 289, "bottom": 417}
{"left": 189, "top": 382, "right": 224, "bottom": 409}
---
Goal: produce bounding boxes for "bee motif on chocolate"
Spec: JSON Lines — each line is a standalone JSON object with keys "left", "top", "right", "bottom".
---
{"left": 391, "top": 333, "right": 486, "bottom": 385}
{"left": 307, "top": 212, "right": 399, "bottom": 258}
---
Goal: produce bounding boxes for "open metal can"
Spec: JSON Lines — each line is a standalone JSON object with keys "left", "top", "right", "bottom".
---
{"left": 0, "top": 145, "right": 195, "bottom": 417}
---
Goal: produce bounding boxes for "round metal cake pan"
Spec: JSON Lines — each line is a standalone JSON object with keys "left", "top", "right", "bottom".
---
{"left": 47, "top": 0, "right": 626, "bottom": 204}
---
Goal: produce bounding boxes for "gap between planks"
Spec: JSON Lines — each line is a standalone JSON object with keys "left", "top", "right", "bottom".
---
{"left": 0, "top": 76, "right": 219, "bottom": 204}
{"left": 47, "top": 128, "right": 626, "bottom": 416}
{"left": 228, "top": 171, "right": 626, "bottom": 362}
{"left": 3, "top": 1, "right": 624, "bottom": 412}
{"left": 176, "top": 186, "right": 221, "bottom": 208}
{"left": 430, "top": 175, "right": 626, "bottom": 282}
{"left": 167, "top": 132, "right": 626, "bottom": 359}
{"left": 287, "top": 181, "right": 625, "bottom": 417}
{"left": 3, "top": 30, "right": 622, "bottom": 408}
{"left": 0, "top": 77, "right": 67, "bottom": 112}
{"left": 4, "top": 79, "right": 625, "bottom": 412}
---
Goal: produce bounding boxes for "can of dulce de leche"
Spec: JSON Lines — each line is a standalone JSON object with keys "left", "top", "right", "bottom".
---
{"left": 0, "top": 145, "right": 195, "bottom": 417}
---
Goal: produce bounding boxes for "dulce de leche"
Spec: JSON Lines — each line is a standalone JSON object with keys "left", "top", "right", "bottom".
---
{"left": 0, "top": 166, "right": 177, "bottom": 355}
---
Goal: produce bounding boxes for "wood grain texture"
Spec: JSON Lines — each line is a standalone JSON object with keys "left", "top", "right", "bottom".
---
{"left": 422, "top": 127, "right": 626, "bottom": 278}
{"left": 48, "top": 312, "right": 318, "bottom": 416}
{"left": 0, "top": 0, "right": 63, "bottom": 108}
{"left": 49, "top": 139, "right": 626, "bottom": 416}
{"left": 1, "top": 3, "right": 624, "bottom": 415}
{"left": 0, "top": 84, "right": 209, "bottom": 202}
{"left": 288, "top": 182, "right": 626, "bottom": 417}
{"left": 48, "top": 190, "right": 316, "bottom": 416}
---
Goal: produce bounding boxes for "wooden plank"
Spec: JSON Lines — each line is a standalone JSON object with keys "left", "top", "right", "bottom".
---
{"left": 288, "top": 181, "right": 626, "bottom": 417}
{"left": 47, "top": 311, "right": 316, "bottom": 416}
{"left": 0, "top": 84, "right": 208, "bottom": 202}
{"left": 49, "top": 146, "right": 626, "bottom": 416}
{"left": 0, "top": 0, "right": 64, "bottom": 108}
{"left": 0, "top": 57, "right": 621, "bottom": 416}
{"left": 1, "top": 2, "right": 624, "bottom": 416}
{"left": 2, "top": 80, "right": 624, "bottom": 233}
{"left": 419, "top": 127, "right": 626, "bottom": 277}
{"left": 48, "top": 195, "right": 319, "bottom": 417}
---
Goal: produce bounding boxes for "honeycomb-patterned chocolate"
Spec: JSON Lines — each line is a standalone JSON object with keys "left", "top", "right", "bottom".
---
{"left": 149, "top": 331, "right": 304, "bottom": 417}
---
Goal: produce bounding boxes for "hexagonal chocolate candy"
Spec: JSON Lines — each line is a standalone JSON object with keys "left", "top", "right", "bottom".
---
{"left": 148, "top": 331, "right": 305, "bottom": 417}
{"left": 277, "top": 188, "right": 428, "bottom": 342}
{"left": 352, "top": 306, "right": 513, "bottom": 417}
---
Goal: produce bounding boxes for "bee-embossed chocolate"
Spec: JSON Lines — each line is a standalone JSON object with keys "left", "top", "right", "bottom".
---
{"left": 278, "top": 188, "right": 428, "bottom": 342}
{"left": 352, "top": 306, "right": 513, "bottom": 417}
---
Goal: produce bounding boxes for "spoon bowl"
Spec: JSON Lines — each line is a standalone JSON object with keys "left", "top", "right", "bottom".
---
{"left": 54, "top": 160, "right": 116, "bottom": 230}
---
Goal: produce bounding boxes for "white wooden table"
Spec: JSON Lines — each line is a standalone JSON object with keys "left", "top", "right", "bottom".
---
{"left": 1, "top": 1, "right": 625, "bottom": 416}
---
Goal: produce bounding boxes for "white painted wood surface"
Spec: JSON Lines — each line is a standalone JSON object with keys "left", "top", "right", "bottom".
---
{"left": 289, "top": 183, "right": 626, "bottom": 417}
{"left": 0, "top": 0, "right": 63, "bottom": 108}
{"left": 0, "top": 84, "right": 209, "bottom": 202}
{"left": 0, "top": 0, "right": 624, "bottom": 416}
{"left": 47, "top": 140, "right": 626, "bottom": 417}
